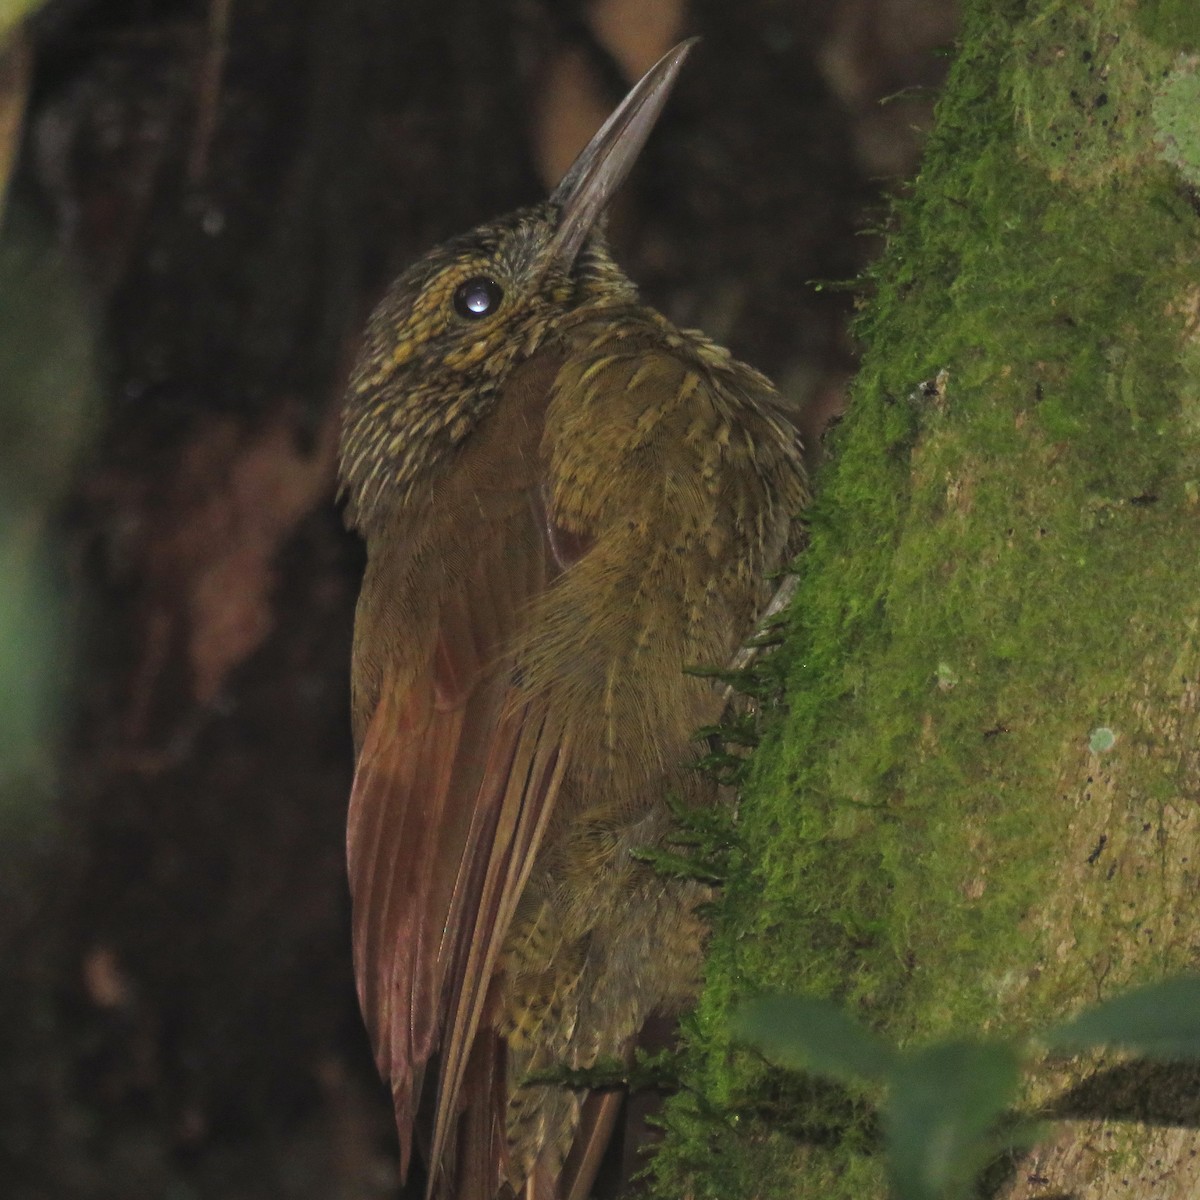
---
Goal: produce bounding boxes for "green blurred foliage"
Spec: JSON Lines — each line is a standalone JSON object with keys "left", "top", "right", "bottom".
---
{"left": 1045, "top": 975, "right": 1200, "bottom": 1060}
{"left": 0, "top": 2, "right": 48, "bottom": 42}
{"left": 0, "top": 200, "right": 99, "bottom": 809}
{"left": 735, "top": 976, "right": 1200, "bottom": 1200}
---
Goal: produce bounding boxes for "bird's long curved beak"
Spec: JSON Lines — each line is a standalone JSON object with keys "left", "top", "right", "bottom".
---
{"left": 547, "top": 38, "right": 698, "bottom": 267}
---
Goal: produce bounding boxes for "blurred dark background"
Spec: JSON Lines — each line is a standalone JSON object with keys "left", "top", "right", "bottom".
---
{"left": 0, "top": 1, "right": 956, "bottom": 1195}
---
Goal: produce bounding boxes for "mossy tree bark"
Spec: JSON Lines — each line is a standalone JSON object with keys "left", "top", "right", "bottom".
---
{"left": 654, "top": 3, "right": 1200, "bottom": 1198}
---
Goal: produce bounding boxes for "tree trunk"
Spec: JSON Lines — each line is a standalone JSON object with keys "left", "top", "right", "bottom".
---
{"left": 652, "top": 2, "right": 1200, "bottom": 1198}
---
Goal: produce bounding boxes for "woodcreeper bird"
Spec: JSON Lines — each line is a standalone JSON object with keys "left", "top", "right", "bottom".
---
{"left": 338, "top": 41, "right": 807, "bottom": 1200}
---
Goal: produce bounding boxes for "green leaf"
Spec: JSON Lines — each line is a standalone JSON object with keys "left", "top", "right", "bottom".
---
{"left": 732, "top": 995, "right": 896, "bottom": 1085}
{"left": 883, "top": 1040, "right": 1022, "bottom": 1200}
{"left": 1044, "top": 975, "right": 1200, "bottom": 1059}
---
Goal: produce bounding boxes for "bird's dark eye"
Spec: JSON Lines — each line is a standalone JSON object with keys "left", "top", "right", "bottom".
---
{"left": 453, "top": 276, "right": 503, "bottom": 319}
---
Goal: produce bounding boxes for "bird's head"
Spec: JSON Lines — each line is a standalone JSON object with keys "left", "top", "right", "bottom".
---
{"left": 339, "top": 40, "right": 696, "bottom": 529}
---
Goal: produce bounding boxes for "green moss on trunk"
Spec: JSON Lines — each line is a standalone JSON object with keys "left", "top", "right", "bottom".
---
{"left": 652, "top": 2, "right": 1200, "bottom": 1196}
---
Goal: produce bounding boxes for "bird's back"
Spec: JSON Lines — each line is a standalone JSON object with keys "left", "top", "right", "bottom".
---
{"left": 347, "top": 302, "right": 804, "bottom": 1198}
{"left": 501, "top": 307, "right": 804, "bottom": 1193}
